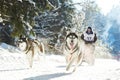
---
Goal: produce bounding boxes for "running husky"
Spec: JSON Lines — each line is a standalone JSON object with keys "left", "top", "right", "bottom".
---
{"left": 63, "top": 32, "right": 83, "bottom": 72}
{"left": 17, "top": 38, "right": 45, "bottom": 68}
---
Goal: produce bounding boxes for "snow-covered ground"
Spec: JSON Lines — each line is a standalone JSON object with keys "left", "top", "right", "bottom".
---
{"left": 0, "top": 43, "right": 120, "bottom": 80}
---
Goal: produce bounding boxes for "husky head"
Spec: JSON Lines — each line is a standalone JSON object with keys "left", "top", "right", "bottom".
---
{"left": 17, "top": 39, "right": 27, "bottom": 51}
{"left": 19, "top": 42, "right": 27, "bottom": 51}
{"left": 66, "top": 32, "right": 79, "bottom": 50}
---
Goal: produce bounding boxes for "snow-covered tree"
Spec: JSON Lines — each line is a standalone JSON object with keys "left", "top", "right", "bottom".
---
{"left": 34, "top": 0, "right": 75, "bottom": 37}
{"left": 0, "top": 0, "right": 55, "bottom": 37}
{"left": 33, "top": 0, "right": 76, "bottom": 50}
{"left": 104, "top": 5, "right": 120, "bottom": 54}
{"left": 0, "top": 0, "right": 57, "bottom": 44}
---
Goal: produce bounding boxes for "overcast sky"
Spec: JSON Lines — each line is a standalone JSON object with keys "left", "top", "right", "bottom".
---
{"left": 73, "top": 0, "right": 120, "bottom": 15}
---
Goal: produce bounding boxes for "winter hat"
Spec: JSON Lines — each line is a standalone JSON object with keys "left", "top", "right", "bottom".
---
{"left": 87, "top": 27, "right": 92, "bottom": 30}
{"left": 86, "top": 26, "right": 93, "bottom": 34}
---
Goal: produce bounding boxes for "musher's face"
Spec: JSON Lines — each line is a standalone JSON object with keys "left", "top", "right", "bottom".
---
{"left": 87, "top": 29, "right": 91, "bottom": 33}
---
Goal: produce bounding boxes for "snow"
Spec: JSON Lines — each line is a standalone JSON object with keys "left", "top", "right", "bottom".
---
{"left": 0, "top": 43, "right": 120, "bottom": 80}
{"left": 0, "top": 16, "right": 3, "bottom": 23}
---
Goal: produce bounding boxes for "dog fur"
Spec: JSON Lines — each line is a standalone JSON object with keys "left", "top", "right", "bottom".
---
{"left": 63, "top": 32, "right": 83, "bottom": 72}
{"left": 17, "top": 38, "right": 45, "bottom": 68}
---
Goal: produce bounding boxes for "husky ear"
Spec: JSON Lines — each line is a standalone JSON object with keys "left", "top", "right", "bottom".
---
{"left": 66, "top": 30, "right": 70, "bottom": 35}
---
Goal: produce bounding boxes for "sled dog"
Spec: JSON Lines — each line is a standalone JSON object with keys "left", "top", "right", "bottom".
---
{"left": 17, "top": 38, "right": 45, "bottom": 68}
{"left": 63, "top": 32, "right": 83, "bottom": 72}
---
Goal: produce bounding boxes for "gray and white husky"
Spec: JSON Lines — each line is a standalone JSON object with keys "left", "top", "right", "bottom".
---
{"left": 17, "top": 38, "right": 45, "bottom": 68}
{"left": 63, "top": 32, "right": 83, "bottom": 72}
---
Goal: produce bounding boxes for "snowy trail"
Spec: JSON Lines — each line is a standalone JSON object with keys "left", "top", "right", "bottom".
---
{"left": 0, "top": 54, "right": 120, "bottom": 80}
{"left": 0, "top": 43, "right": 120, "bottom": 80}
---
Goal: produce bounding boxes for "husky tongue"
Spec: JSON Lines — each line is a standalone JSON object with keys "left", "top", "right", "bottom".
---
{"left": 70, "top": 43, "right": 74, "bottom": 50}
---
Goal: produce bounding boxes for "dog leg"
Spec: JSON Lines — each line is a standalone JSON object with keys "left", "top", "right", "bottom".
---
{"left": 66, "top": 56, "right": 74, "bottom": 71}
{"left": 73, "top": 53, "right": 83, "bottom": 72}
{"left": 26, "top": 52, "right": 32, "bottom": 68}
{"left": 41, "top": 42, "right": 45, "bottom": 60}
{"left": 30, "top": 47, "right": 34, "bottom": 67}
{"left": 65, "top": 55, "right": 71, "bottom": 63}
{"left": 38, "top": 42, "right": 45, "bottom": 61}
{"left": 27, "top": 48, "right": 34, "bottom": 68}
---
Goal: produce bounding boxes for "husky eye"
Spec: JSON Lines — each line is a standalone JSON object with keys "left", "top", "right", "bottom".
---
{"left": 69, "top": 35, "right": 72, "bottom": 38}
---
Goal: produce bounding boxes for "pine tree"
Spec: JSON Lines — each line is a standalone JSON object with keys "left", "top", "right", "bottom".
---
{"left": 33, "top": 0, "right": 76, "bottom": 49}
{"left": 0, "top": 0, "right": 55, "bottom": 44}
{"left": 0, "top": 0, "right": 54, "bottom": 37}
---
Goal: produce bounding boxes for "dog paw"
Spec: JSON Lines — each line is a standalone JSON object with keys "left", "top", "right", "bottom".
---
{"left": 66, "top": 67, "right": 69, "bottom": 71}
{"left": 29, "top": 65, "right": 32, "bottom": 68}
{"left": 65, "top": 70, "right": 72, "bottom": 74}
{"left": 66, "top": 66, "right": 70, "bottom": 71}
{"left": 72, "top": 69, "right": 76, "bottom": 72}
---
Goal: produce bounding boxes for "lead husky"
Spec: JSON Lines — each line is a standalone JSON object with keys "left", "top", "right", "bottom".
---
{"left": 63, "top": 32, "right": 83, "bottom": 72}
{"left": 17, "top": 38, "right": 45, "bottom": 68}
